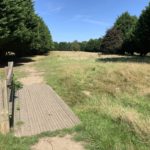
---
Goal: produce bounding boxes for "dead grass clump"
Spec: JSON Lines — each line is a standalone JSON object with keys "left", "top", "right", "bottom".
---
{"left": 103, "top": 103, "right": 150, "bottom": 141}
{"left": 80, "top": 98, "right": 150, "bottom": 141}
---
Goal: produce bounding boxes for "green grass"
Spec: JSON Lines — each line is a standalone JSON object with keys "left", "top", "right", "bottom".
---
{"left": 0, "top": 129, "right": 74, "bottom": 150}
{"left": 0, "top": 52, "right": 150, "bottom": 150}
{"left": 14, "top": 68, "right": 27, "bottom": 79}
{"left": 0, "top": 133, "right": 38, "bottom": 150}
{"left": 35, "top": 53, "right": 150, "bottom": 150}
{"left": 0, "top": 65, "right": 27, "bottom": 80}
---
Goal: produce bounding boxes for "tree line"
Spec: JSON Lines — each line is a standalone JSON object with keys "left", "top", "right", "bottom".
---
{"left": 0, "top": 0, "right": 53, "bottom": 58}
{"left": 53, "top": 3, "right": 150, "bottom": 56}
{"left": 53, "top": 38, "right": 102, "bottom": 52}
{"left": 0, "top": 1, "right": 150, "bottom": 57}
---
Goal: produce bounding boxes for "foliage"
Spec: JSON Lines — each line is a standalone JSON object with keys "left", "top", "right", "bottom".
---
{"left": 134, "top": 3, "right": 150, "bottom": 56}
{"left": 53, "top": 38, "right": 102, "bottom": 52}
{"left": 100, "top": 27, "right": 124, "bottom": 54}
{"left": 122, "top": 29, "right": 137, "bottom": 55}
{"left": 79, "top": 41, "right": 87, "bottom": 51}
{"left": 70, "top": 41, "right": 80, "bottom": 51}
{"left": 115, "top": 12, "right": 138, "bottom": 41}
{"left": 30, "top": 16, "right": 53, "bottom": 54}
{"left": 57, "top": 42, "right": 71, "bottom": 51}
{"left": 13, "top": 76, "right": 23, "bottom": 90}
{"left": 100, "top": 12, "right": 138, "bottom": 54}
{"left": 84, "top": 38, "right": 102, "bottom": 52}
{"left": 0, "top": 0, "right": 52, "bottom": 57}
{"left": 53, "top": 42, "right": 59, "bottom": 50}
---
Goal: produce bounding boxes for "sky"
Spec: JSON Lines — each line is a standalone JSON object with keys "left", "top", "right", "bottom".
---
{"left": 34, "top": 0, "right": 150, "bottom": 42}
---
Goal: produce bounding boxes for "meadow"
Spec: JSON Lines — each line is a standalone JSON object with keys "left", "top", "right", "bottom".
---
{"left": 35, "top": 51, "right": 150, "bottom": 150}
{"left": 0, "top": 51, "right": 150, "bottom": 150}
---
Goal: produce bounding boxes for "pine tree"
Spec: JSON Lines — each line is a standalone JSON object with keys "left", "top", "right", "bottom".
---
{"left": 0, "top": 0, "right": 53, "bottom": 57}
{"left": 100, "top": 27, "right": 123, "bottom": 54}
{"left": 115, "top": 12, "right": 137, "bottom": 41}
{"left": 134, "top": 3, "right": 150, "bottom": 56}
{"left": 30, "top": 16, "right": 53, "bottom": 54}
{"left": 100, "top": 12, "right": 137, "bottom": 54}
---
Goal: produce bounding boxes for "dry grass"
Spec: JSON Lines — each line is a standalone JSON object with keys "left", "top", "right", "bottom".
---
{"left": 50, "top": 51, "right": 99, "bottom": 59}
{"left": 35, "top": 51, "right": 150, "bottom": 149}
{"left": 50, "top": 51, "right": 128, "bottom": 60}
{"left": 3, "top": 51, "right": 148, "bottom": 150}
{"left": 80, "top": 98, "right": 150, "bottom": 141}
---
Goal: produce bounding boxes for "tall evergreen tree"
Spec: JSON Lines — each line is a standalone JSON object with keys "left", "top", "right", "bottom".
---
{"left": 134, "top": 3, "right": 150, "bottom": 56}
{"left": 115, "top": 12, "right": 138, "bottom": 41}
{"left": 100, "top": 12, "right": 138, "bottom": 54}
{"left": 30, "top": 16, "right": 52, "bottom": 54}
{"left": 0, "top": 0, "right": 53, "bottom": 57}
{"left": 100, "top": 27, "right": 123, "bottom": 54}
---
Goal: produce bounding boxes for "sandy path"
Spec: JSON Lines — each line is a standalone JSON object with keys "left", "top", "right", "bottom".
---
{"left": 18, "top": 56, "right": 45, "bottom": 86}
{"left": 19, "top": 66, "right": 44, "bottom": 86}
{"left": 31, "top": 135, "right": 85, "bottom": 150}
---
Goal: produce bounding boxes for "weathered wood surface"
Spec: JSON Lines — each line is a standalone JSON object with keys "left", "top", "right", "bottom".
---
{"left": 6, "top": 62, "right": 13, "bottom": 86}
{"left": 14, "top": 84, "right": 80, "bottom": 137}
{"left": 0, "top": 80, "right": 10, "bottom": 134}
{"left": 0, "top": 62, "right": 14, "bottom": 134}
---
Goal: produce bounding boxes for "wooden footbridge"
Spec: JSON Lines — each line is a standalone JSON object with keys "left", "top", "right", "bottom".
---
{"left": 0, "top": 62, "right": 80, "bottom": 137}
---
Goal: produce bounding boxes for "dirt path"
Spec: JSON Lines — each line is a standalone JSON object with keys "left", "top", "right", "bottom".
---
{"left": 18, "top": 56, "right": 45, "bottom": 86}
{"left": 15, "top": 55, "right": 85, "bottom": 150}
{"left": 19, "top": 66, "right": 44, "bottom": 86}
{"left": 31, "top": 135, "right": 85, "bottom": 150}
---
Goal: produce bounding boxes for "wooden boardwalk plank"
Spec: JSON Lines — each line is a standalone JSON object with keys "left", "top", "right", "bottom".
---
{"left": 14, "top": 84, "right": 80, "bottom": 137}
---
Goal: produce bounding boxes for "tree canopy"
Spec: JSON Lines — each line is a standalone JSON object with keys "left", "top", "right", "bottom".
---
{"left": 53, "top": 39, "right": 102, "bottom": 52}
{"left": 1, "top": 1, "right": 150, "bottom": 56}
{"left": 133, "top": 3, "right": 150, "bottom": 55}
{"left": 0, "top": 0, "right": 52, "bottom": 57}
{"left": 100, "top": 27, "right": 123, "bottom": 54}
{"left": 100, "top": 12, "right": 138, "bottom": 54}
{"left": 114, "top": 12, "right": 138, "bottom": 41}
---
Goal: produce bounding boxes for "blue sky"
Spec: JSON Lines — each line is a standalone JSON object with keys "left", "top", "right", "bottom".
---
{"left": 34, "top": 0, "right": 150, "bottom": 42}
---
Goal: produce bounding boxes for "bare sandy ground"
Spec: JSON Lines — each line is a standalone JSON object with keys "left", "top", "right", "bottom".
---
{"left": 18, "top": 56, "right": 45, "bottom": 86}
{"left": 19, "top": 66, "right": 44, "bottom": 85}
{"left": 31, "top": 135, "right": 85, "bottom": 150}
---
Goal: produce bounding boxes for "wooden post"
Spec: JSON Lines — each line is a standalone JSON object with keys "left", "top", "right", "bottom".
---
{"left": 0, "top": 61, "right": 14, "bottom": 134}
{"left": 0, "top": 80, "right": 10, "bottom": 134}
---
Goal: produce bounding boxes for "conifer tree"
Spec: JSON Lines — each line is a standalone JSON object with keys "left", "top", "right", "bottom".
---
{"left": 0, "top": 0, "right": 53, "bottom": 57}
{"left": 134, "top": 3, "right": 150, "bottom": 55}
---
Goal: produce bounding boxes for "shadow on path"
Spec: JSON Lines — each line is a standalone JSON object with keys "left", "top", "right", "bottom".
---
{"left": 0, "top": 52, "right": 50, "bottom": 68}
{"left": 0, "top": 56, "right": 35, "bottom": 68}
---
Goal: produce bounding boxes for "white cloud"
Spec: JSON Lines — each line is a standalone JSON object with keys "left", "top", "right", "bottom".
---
{"left": 71, "top": 15, "right": 91, "bottom": 21}
{"left": 83, "top": 18, "right": 109, "bottom": 26}
{"left": 49, "top": 6, "right": 63, "bottom": 13}
{"left": 71, "top": 14, "right": 109, "bottom": 26}
{"left": 37, "top": 1, "right": 63, "bottom": 15}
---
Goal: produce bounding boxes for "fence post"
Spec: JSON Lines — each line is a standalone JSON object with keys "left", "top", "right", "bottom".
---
{"left": 0, "top": 61, "right": 13, "bottom": 134}
{"left": 0, "top": 80, "right": 10, "bottom": 134}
